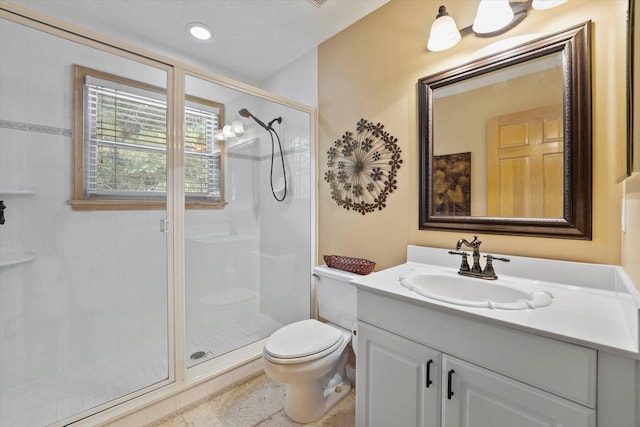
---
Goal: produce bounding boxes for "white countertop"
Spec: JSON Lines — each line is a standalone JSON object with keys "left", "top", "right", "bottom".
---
{"left": 350, "top": 246, "right": 640, "bottom": 359}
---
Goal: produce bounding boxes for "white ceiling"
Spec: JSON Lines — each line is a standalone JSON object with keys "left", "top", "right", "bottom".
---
{"left": 6, "top": 0, "right": 389, "bottom": 84}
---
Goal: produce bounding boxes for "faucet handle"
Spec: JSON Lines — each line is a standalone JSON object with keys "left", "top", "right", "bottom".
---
{"left": 485, "top": 254, "right": 510, "bottom": 263}
{"left": 470, "top": 235, "right": 482, "bottom": 247}
{"left": 448, "top": 250, "right": 471, "bottom": 272}
{"left": 482, "top": 254, "right": 509, "bottom": 277}
{"left": 448, "top": 250, "right": 467, "bottom": 256}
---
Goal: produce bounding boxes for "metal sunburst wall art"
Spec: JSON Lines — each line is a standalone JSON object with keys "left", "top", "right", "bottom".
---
{"left": 324, "top": 118, "right": 402, "bottom": 215}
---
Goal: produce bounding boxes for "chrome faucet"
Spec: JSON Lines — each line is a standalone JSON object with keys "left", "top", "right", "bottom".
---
{"left": 449, "top": 236, "right": 510, "bottom": 280}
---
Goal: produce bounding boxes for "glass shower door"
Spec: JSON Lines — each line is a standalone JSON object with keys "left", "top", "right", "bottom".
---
{"left": 184, "top": 74, "right": 312, "bottom": 368}
{"left": 0, "top": 17, "right": 170, "bottom": 426}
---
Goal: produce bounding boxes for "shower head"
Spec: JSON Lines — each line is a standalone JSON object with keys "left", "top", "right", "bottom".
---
{"left": 238, "top": 108, "right": 269, "bottom": 130}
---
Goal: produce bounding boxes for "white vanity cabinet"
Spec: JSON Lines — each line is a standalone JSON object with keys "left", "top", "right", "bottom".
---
{"left": 357, "top": 321, "right": 595, "bottom": 427}
{"left": 355, "top": 285, "right": 604, "bottom": 427}
{"left": 353, "top": 246, "right": 640, "bottom": 427}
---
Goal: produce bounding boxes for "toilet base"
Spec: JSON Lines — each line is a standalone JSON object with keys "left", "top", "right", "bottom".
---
{"left": 263, "top": 322, "right": 355, "bottom": 424}
{"left": 284, "top": 375, "right": 352, "bottom": 424}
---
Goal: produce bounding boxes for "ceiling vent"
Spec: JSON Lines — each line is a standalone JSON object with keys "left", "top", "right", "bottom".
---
{"left": 306, "top": 0, "right": 328, "bottom": 7}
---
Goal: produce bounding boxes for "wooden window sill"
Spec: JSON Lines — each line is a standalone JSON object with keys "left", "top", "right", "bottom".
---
{"left": 67, "top": 199, "right": 227, "bottom": 211}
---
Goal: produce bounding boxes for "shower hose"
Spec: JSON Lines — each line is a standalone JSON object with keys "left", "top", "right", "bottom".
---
{"left": 267, "top": 124, "right": 287, "bottom": 202}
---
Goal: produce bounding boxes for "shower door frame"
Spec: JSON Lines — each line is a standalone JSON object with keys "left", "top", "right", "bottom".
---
{"left": 0, "top": 3, "right": 317, "bottom": 426}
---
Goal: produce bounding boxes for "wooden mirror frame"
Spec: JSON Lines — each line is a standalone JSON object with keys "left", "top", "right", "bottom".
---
{"left": 628, "top": 0, "right": 637, "bottom": 175}
{"left": 418, "top": 22, "right": 592, "bottom": 239}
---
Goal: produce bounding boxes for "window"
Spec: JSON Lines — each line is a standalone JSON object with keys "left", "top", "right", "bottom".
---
{"left": 70, "top": 65, "right": 225, "bottom": 210}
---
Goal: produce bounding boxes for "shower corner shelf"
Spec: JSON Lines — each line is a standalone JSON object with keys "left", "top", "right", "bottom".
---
{"left": 0, "top": 251, "right": 36, "bottom": 268}
{"left": 0, "top": 187, "right": 36, "bottom": 196}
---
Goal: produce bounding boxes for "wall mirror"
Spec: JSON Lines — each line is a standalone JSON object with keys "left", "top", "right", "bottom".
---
{"left": 418, "top": 22, "right": 592, "bottom": 239}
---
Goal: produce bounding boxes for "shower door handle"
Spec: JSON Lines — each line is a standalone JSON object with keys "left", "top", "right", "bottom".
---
{"left": 160, "top": 219, "right": 171, "bottom": 233}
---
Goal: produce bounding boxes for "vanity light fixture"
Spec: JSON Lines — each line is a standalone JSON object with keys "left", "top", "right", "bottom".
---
{"left": 231, "top": 120, "right": 245, "bottom": 136}
{"left": 532, "top": 0, "right": 568, "bottom": 10}
{"left": 473, "top": 0, "right": 520, "bottom": 37}
{"left": 427, "top": 0, "right": 569, "bottom": 51}
{"left": 215, "top": 120, "right": 246, "bottom": 141}
{"left": 186, "top": 22, "right": 213, "bottom": 41}
{"left": 427, "top": 6, "right": 461, "bottom": 52}
{"left": 222, "top": 124, "right": 235, "bottom": 139}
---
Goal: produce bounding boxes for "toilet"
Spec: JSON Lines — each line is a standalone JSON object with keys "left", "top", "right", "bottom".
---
{"left": 262, "top": 265, "right": 358, "bottom": 423}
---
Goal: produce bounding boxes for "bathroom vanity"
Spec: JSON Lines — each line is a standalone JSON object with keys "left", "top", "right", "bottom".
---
{"left": 351, "top": 245, "right": 640, "bottom": 427}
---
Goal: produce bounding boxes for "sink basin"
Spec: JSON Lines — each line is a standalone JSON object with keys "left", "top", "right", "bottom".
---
{"left": 399, "top": 269, "right": 553, "bottom": 310}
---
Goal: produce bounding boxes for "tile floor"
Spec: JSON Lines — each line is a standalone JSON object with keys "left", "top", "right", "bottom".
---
{"left": 149, "top": 373, "right": 356, "bottom": 427}
{"left": 0, "top": 313, "right": 283, "bottom": 427}
{"left": 0, "top": 345, "right": 169, "bottom": 427}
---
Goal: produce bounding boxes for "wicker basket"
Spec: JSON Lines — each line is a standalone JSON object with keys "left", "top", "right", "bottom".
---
{"left": 323, "top": 255, "right": 375, "bottom": 275}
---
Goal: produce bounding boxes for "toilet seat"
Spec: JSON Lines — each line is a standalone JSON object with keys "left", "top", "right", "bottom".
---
{"left": 264, "top": 319, "right": 345, "bottom": 365}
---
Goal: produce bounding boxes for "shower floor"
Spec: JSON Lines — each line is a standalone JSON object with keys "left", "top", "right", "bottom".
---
{"left": 0, "top": 313, "right": 283, "bottom": 427}
{"left": 186, "top": 310, "right": 283, "bottom": 367}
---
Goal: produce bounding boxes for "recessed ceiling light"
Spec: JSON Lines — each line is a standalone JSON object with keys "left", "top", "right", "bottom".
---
{"left": 186, "top": 22, "right": 213, "bottom": 41}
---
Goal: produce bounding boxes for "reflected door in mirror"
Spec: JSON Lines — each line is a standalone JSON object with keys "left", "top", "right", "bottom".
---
{"left": 487, "top": 104, "right": 564, "bottom": 218}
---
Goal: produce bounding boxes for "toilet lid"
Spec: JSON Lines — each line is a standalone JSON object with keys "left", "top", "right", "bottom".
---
{"left": 265, "top": 319, "right": 343, "bottom": 359}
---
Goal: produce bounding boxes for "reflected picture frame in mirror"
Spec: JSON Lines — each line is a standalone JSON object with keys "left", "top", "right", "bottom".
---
{"left": 418, "top": 21, "right": 592, "bottom": 239}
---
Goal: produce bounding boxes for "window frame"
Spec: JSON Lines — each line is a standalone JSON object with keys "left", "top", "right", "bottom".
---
{"left": 69, "top": 64, "right": 226, "bottom": 210}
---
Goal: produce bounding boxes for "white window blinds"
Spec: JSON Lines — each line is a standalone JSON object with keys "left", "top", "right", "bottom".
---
{"left": 84, "top": 77, "right": 221, "bottom": 200}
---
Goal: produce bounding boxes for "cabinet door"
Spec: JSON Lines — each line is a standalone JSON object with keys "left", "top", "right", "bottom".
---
{"left": 356, "top": 322, "right": 440, "bottom": 427}
{"left": 442, "top": 355, "right": 595, "bottom": 427}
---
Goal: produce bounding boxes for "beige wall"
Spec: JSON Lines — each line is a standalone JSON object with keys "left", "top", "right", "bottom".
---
{"left": 318, "top": 0, "right": 628, "bottom": 271}
{"left": 622, "top": 174, "right": 640, "bottom": 288}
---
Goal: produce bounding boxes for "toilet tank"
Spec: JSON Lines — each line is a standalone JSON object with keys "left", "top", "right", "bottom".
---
{"left": 313, "top": 265, "right": 358, "bottom": 330}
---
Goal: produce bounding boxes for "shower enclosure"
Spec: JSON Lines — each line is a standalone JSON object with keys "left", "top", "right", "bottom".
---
{"left": 0, "top": 10, "right": 312, "bottom": 427}
{"left": 184, "top": 74, "right": 311, "bottom": 369}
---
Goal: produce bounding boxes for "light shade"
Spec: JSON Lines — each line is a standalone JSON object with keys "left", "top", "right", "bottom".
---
{"left": 222, "top": 124, "right": 235, "bottom": 139}
{"left": 427, "top": 6, "right": 461, "bottom": 52}
{"left": 472, "top": 0, "right": 514, "bottom": 36}
{"left": 532, "top": 0, "right": 568, "bottom": 10}
{"left": 231, "top": 120, "right": 245, "bottom": 136}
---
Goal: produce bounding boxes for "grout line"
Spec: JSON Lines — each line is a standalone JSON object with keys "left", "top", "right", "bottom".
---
{"left": 0, "top": 119, "right": 71, "bottom": 136}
